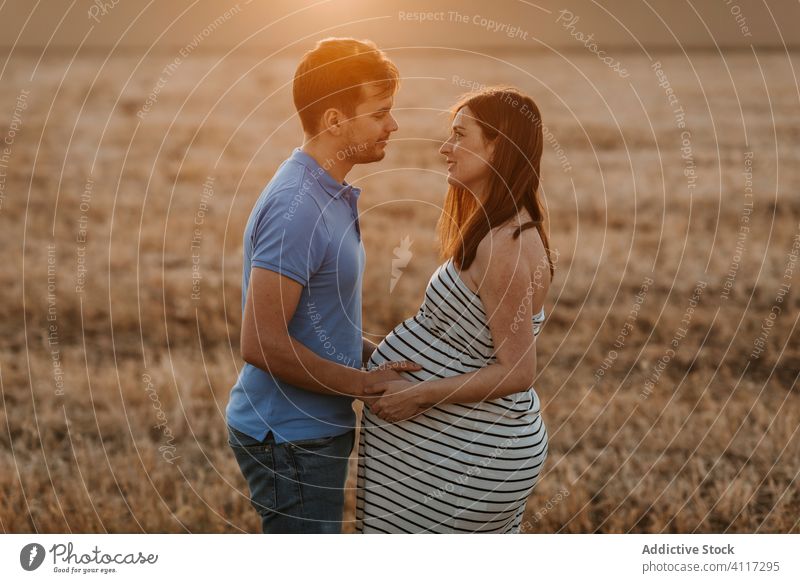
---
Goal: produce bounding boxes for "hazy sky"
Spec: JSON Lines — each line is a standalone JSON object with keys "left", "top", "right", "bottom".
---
{"left": 1, "top": 0, "right": 798, "bottom": 53}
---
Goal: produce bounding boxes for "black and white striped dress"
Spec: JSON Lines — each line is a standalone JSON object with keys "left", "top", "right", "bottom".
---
{"left": 355, "top": 258, "right": 548, "bottom": 533}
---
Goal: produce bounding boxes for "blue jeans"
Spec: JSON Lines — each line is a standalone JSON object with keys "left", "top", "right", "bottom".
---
{"left": 228, "top": 425, "right": 355, "bottom": 533}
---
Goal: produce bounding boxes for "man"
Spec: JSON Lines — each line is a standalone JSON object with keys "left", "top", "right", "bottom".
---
{"left": 226, "top": 38, "right": 417, "bottom": 533}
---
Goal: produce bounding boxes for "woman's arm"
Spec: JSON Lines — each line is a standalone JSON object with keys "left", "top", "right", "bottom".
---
{"left": 370, "top": 227, "right": 550, "bottom": 421}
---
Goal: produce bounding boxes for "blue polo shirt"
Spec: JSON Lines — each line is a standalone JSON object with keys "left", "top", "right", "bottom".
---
{"left": 226, "top": 148, "right": 365, "bottom": 443}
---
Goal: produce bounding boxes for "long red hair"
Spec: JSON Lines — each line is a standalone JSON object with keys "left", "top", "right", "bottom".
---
{"left": 436, "top": 87, "right": 554, "bottom": 279}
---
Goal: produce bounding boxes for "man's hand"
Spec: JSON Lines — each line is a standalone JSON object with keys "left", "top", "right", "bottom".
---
{"left": 359, "top": 360, "right": 422, "bottom": 405}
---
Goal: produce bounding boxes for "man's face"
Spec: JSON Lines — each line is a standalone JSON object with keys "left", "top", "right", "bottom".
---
{"left": 339, "top": 82, "right": 398, "bottom": 164}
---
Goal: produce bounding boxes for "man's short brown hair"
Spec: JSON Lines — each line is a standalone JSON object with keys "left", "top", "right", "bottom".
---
{"left": 293, "top": 38, "right": 399, "bottom": 134}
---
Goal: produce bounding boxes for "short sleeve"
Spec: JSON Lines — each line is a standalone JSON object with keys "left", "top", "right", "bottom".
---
{"left": 250, "top": 188, "right": 330, "bottom": 286}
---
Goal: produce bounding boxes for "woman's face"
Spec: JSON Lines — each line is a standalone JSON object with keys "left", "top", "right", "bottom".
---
{"left": 439, "top": 106, "right": 494, "bottom": 195}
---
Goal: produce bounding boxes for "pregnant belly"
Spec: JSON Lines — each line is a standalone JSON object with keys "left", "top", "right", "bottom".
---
{"left": 368, "top": 318, "right": 542, "bottom": 421}
{"left": 368, "top": 318, "right": 489, "bottom": 381}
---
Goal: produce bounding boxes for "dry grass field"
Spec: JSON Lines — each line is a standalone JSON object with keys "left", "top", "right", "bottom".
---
{"left": 1, "top": 48, "right": 798, "bottom": 533}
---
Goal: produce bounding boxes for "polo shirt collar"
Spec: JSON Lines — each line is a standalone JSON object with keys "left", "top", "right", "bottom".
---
{"left": 291, "top": 147, "right": 361, "bottom": 200}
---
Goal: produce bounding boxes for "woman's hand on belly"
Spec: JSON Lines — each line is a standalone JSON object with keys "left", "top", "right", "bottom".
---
{"left": 368, "top": 379, "right": 427, "bottom": 423}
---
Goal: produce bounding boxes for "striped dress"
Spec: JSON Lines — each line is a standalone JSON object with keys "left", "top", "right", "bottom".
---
{"left": 355, "top": 258, "right": 548, "bottom": 533}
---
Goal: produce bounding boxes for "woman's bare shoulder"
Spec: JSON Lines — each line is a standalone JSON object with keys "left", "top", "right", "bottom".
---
{"left": 472, "top": 222, "right": 541, "bottom": 287}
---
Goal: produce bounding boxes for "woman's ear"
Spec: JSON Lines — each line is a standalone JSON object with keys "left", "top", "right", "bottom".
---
{"left": 485, "top": 137, "right": 497, "bottom": 163}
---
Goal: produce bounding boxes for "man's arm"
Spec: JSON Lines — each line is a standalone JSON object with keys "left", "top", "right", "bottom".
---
{"left": 362, "top": 337, "right": 378, "bottom": 365}
{"left": 241, "top": 267, "right": 418, "bottom": 398}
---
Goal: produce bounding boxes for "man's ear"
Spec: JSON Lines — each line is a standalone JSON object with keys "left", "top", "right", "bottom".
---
{"left": 321, "top": 108, "right": 344, "bottom": 136}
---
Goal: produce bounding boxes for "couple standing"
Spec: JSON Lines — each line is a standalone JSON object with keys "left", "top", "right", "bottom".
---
{"left": 225, "top": 37, "right": 555, "bottom": 534}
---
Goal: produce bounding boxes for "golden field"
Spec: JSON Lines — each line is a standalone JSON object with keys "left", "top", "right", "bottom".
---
{"left": 1, "top": 48, "right": 798, "bottom": 533}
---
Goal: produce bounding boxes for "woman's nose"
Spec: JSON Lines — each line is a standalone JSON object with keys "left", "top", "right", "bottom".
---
{"left": 439, "top": 140, "right": 451, "bottom": 155}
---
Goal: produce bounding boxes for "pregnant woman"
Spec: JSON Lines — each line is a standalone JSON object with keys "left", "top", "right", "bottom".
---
{"left": 356, "top": 87, "right": 556, "bottom": 533}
